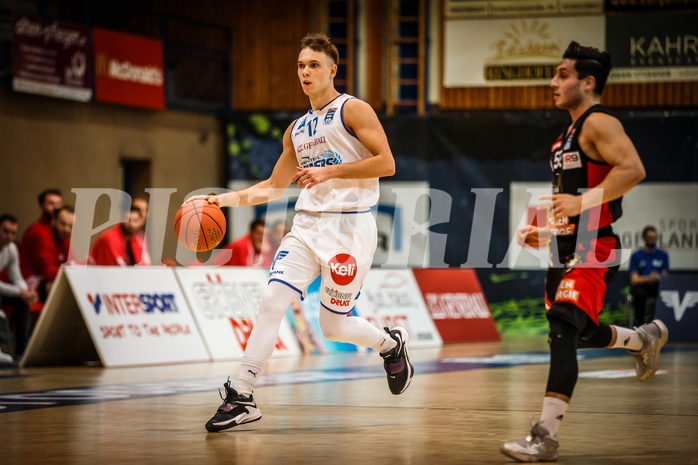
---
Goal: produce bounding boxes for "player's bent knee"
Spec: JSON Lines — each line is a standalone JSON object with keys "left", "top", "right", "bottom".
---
{"left": 547, "top": 315, "right": 581, "bottom": 352}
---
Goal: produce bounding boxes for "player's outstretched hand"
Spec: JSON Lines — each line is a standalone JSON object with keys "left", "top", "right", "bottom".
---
{"left": 182, "top": 195, "right": 220, "bottom": 207}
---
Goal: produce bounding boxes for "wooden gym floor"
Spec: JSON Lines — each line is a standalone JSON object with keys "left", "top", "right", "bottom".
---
{"left": 1, "top": 335, "right": 697, "bottom": 465}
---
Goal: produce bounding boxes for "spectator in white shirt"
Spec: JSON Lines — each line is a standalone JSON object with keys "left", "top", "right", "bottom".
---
{"left": 0, "top": 214, "right": 39, "bottom": 357}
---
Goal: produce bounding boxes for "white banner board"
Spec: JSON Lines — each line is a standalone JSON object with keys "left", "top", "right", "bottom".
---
{"left": 444, "top": 16, "right": 604, "bottom": 87}
{"left": 354, "top": 269, "right": 443, "bottom": 348}
{"left": 63, "top": 267, "right": 209, "bottom": 367}
{"left": 509, "top": 182, "right": 698, "bottom": 270}
{"left": 175, "top": 267, "right": 300, "bottom": 360}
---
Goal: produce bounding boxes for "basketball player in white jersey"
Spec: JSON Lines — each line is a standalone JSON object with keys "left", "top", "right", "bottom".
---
{"left": 193, "top": 33, "right": 413, "bottom": 432}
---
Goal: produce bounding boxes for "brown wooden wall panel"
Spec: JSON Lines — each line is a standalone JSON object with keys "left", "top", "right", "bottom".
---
{"left": 365, "top": 0, "right": 385, "bottom": 111}
{"left": 123, "top": 0, "right": 313, "bottom": 111}
{"left": 230, "top": 0, "right": 312, "bottom": 111}
{"left": 442, "top": 82, "right": 697, "bottom": 111}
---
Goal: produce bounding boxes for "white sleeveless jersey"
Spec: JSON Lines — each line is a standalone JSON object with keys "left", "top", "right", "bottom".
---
{"left": 291, "top": 93, "right": 380, "bottom": 212}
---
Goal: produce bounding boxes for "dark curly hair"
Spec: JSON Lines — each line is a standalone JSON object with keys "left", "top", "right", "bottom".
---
{"left": 562, "top": 41, "right": 612, "bottom": 96}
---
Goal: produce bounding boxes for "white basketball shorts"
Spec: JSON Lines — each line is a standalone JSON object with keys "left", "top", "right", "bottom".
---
{"left": 268, "top": 210, "right": 377, "bottom": 314}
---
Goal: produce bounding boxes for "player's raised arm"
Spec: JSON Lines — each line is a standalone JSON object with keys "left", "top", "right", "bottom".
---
{"left": 190, "top": 122, "right": 299, "bottom": 207}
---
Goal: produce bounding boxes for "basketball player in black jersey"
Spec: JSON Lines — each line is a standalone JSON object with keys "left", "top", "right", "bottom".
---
{"left": 500, "top": 42, "right": 669, "bottom": 462}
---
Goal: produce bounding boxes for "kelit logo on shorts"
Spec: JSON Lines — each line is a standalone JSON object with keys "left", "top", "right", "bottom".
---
{"left": 328, "top": 253, "right": 357, "bottom": 286}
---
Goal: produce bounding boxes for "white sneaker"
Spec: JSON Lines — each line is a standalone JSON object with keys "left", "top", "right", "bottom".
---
{"left": 501, "top": 418, "right": 559, "bottom": 462}
{"left": 0, "top": 348, "right": 13, "bottom": 364}
{"left": 628, "top": 319, "right": 669, "bottom": 381}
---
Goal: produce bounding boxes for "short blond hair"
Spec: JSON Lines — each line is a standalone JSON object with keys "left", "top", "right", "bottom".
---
{"left": 298, "top": 33, "right": 339, "bottom": 65}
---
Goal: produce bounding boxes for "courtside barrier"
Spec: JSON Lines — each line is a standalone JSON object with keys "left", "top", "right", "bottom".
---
{"left": 413, "top": 268, "right": 500, "bottom": 343}
{"left": 174, "top": 267, "right": 300, "bottom": 360}
{"left": 20, "top": 266, "right": 502, "bottom": 367}
{"left": 654, "top": 274, "right": 698, "bottom": 342}
{"left": 354, "top": 269, "right": 443, "bottom": 348}
{"left": 21, "top": 267, "right": 209, "bottom": 367}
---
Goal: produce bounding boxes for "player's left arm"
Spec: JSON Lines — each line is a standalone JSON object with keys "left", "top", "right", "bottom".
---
{"left": 543, "top": 113, "right": 646, "bottom": 218}
{"left": 292, "top": 99, "right": 395, "bottom": 189}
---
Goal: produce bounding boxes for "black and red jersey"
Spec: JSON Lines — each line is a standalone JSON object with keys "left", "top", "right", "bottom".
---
{"left": 548, "top": 104, "right": 623, "bottom": 246}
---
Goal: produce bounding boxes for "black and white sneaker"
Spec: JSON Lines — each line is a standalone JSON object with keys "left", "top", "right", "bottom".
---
{"left": 205, "top": 379, "right": 262, "bottom": 432}
{"left": 380, "top": 326, "right": 413, "bottom": 395}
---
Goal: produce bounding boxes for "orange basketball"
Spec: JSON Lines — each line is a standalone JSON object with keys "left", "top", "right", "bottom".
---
{"left": 174, "top": 199, "right": 226, "bottom": 252}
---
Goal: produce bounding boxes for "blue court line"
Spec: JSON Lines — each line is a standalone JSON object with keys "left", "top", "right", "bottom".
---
{"left": 0, "top": 346, "right": 693, "bottom": 414}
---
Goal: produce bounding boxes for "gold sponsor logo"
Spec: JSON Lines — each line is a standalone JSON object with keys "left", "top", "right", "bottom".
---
{"left": 485, "top": 19, "right": 561, "bottom": 81}
{"left": 96, "top": 53, "right": 108, "bottom": 76}
{"left": 485, "top": 64, "right": 556, "bottom": 81}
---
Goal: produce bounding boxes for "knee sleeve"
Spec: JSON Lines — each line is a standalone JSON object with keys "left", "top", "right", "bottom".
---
{"left": 578, "top": 322, "right": 613, "bottom": 349}
{"left": 319, "top": 311, "right": 387, "bottom": 350}
{"left": 546, "top": 315, "right": 582, "bottom": 398}
{"left": 242, "top": 282, "right": 298, "bottom": 363}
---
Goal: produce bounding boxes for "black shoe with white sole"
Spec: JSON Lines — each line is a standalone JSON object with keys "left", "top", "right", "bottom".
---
{"left": 380, "top": 326, "right": 414, "bottom": 395}
{"left": 205, "top": 379, "right": 262, "bottom": 432}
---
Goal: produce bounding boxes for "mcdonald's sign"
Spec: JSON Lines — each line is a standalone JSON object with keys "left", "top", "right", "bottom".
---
{"left": 93, "top": 28, "right": 165, "bottom": 110}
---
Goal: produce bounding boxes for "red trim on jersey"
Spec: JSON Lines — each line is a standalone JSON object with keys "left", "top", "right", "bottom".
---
{"left": 586, "top": 161, "right": 614, "bottom": 231}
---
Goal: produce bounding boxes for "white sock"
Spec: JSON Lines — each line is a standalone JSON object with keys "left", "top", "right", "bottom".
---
{"left": 610, "top": 326, "right": 644, "bottom": 351}
{"left": 540, "top": 397, "right": 568, "bottom": 437}
{"left": 233, "top": 282, "right": 298, "bottom": 396}
{"left": 319, "top": 311, "right": 397, "bottom": 352}
{"left": 378, "top": 326, "right": 398, "bottom": 353}
{"left": 234, "top": 356, "right": 265, "bottom": 396}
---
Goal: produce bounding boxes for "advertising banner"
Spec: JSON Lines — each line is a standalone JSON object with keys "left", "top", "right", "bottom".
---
{"left": 509, "top": 182, "right": 698, "bottom": 270}
{"left": 175, "top": 267, "right": 300, "bottom": 360}
{"left": 354, "top": 269, "right": 443, "bottom": 348}
{"left": 444, "top": 16, "right": 604, "bottom": 87}
{"left": 654, "top": 274, "right": 698, "bottom": 342}
{"left": 93, "top": 28, "right": 165, "bottom": 109}
{"left": 607, "top": 12, "right": 698, "bottom": 83}
{"left": 445, "top": 0, "right": 603, "bottom": 18}
{"left": 412, "top": 268, "right": 500, "bottom": 343}
{"left": 64, "top": 267, "right": 208, "bottom": 367}
{"left": 605, "top": 0, "right": 698, "bottom": 12}
{"left": 12, "top": 13, "right": 92, "bottom": 102}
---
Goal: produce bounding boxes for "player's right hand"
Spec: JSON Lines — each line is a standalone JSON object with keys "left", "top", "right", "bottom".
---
{"left": 516, "top": 225, "right": 551, "bottom": 249}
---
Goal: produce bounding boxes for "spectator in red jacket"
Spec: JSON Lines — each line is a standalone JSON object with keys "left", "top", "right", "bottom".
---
{"left": 19, "top": 205, "right": 74, "bottom": 302}
{"left": 89, "top": 205, "right": 146, "bottom": 266}
{"left": 212, "top": 218, "right": 272, "bottom": 267}
{"left": 19, "top": 188, "right": 63, "bottom": 268}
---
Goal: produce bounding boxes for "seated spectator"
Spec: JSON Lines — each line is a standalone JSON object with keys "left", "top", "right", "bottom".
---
{"left": 131, "top": 196, "right": 152, "bottom": 266}
{"left": 19, "top": 206, "right": 75, "bottom": 302}
{"left": 89, "top": 205, "right": 146, "bottom": 266}
{"left": 19, "top": 188, "right": 63, "bottom": 268}
{"left": 0, "top": 214, "right": 39, "bottom": 357}
{"left": 211, "top": 218, "right": 272, "bottom": 267}
{"left": 267, "top": 219, "right": 289, "bottom": 257}
{"left": 629, "top": 225, "right": 669, "bottom": 326}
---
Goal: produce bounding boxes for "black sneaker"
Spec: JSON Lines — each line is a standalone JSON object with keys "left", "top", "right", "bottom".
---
{"left": 205, "top": 379, "right": 262, "bottom": 432}
{"left": 380, "top": 326, "right": 413, "bottom": 395}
